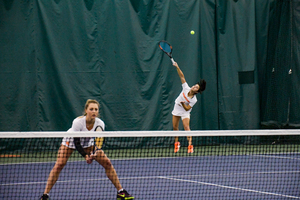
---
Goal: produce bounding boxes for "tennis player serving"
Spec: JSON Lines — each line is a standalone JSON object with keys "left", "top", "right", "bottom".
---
{"left": 172, "top": 62, "right": 206, "bottom": 153}
{"left": 40, "top": 99, "right": 134, "bottom": 200}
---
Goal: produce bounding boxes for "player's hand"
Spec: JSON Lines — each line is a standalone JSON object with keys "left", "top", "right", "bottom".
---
{"left": 90, "top": 151, "right": 97, "bottom": 159}
{"left": 173, "top": 62, "right": 178, "bottom": 67}
{"left": 85, "top": 154, "right": 93, "bottom": 164}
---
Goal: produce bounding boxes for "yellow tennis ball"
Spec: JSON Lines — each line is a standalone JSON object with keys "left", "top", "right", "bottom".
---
{"left": 190, "top": 30, "right": 195, "bottom": 35}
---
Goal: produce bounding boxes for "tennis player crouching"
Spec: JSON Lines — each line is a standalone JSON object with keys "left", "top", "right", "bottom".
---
{"left": 40, "top": 99, "right": 134, "bottom": 200}
{"left": 172, "top": 62, "right": 206, "bottom": 153}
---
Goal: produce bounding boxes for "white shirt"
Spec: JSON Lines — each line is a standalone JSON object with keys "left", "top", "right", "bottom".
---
{"left": 61, "top": 116, "right": 105, "bottom": 149}
{"left": 172, "top": 82, "right": 197, "bottom": 116}
{"left": 71, "top": 116, "right": 105, "bottom": 132}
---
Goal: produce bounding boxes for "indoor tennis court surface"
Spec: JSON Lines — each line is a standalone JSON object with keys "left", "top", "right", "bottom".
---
{"left": 1, "top": 152, "right": 299, "bottom": 200}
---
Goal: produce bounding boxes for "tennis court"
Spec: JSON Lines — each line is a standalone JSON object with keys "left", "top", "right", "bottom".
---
{"left": 1, "top": 131, "right": 299, "bottom": 199}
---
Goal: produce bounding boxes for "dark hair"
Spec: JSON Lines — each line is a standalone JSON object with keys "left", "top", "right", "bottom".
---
{"left": 197, "top": 79, "right": 206, "bottom": 94}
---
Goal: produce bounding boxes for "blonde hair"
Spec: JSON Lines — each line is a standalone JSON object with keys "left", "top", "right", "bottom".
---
{"left": 83, "top": 99, "right": 100, "bottom": 116}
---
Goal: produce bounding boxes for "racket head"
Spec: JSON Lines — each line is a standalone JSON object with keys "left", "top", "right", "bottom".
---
{"left": 93, "top": 126, "right": 103, "bottom": 152}
{"left": 94, "top": 138, "right": 103, "bottom": 150}
{"left": 159, "top": 40, "right": 173, "bottom": 58}
{"left": 94, "top": 125, "right": 103, "bottom": 132}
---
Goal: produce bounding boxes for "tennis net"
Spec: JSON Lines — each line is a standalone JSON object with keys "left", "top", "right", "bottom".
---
{"left": 1, "top": 130, "right": 300, "bottom": 200}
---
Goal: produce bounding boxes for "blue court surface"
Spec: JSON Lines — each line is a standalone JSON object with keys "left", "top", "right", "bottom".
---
{"left": 1, "top": 153, "right": 300, "bottom": 199}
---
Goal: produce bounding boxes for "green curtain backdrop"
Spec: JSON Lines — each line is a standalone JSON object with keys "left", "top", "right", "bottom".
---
{"left": 0, "top": 0, "right": 299, "bottom": 132}
{"left": 216, "top": 0, "right": 259, "bottom": 129}
{"left": 261, "top": 0, "right": 300, "bottom": 128}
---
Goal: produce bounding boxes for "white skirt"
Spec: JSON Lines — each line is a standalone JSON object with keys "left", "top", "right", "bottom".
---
{"left": 172, "top": 103, "right": 191, "bottom": 118}
{"left": 61, "top": 137, "right": 94, "bottom": 149}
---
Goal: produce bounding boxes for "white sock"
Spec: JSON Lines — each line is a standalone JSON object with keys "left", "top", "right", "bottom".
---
{"left": 118, "top": 189, "right": 124, "bottom": 193}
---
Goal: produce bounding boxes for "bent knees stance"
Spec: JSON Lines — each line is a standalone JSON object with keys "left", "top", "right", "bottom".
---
{"left": 95, "top": 150, "right": 113, "bottom": 169}
{"left": 101, "top": 158, "right": 113, "bottom": 170}
{"left": 53, "top": 161, "right": 67, "bottom": 172}
{"left": 53, "top": 145, "right": 73, "bottom": 173}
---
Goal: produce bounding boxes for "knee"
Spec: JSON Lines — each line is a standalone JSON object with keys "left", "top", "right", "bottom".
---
{"left": 173, "top": 124, "right": 179, "bottom": 130}
{"left": 183, "top": 125, "right": 190, "bottom": 131}
{"left": 102, "top": 159, "right": 113, "bottom": 170}
{"left": 53, "top": 162, "right": 66, "bottom": 172}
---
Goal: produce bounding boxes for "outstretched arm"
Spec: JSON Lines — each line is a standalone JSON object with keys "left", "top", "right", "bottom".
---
{"left": 173, "top": 62, "right": 186, "bottom": 84}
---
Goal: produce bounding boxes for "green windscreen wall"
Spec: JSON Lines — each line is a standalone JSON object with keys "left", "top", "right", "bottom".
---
{"left": 261, "top": 0, "right": 300, "bottom": 128}
{"left": 0, "top": 0, "right": 299, "bottom": 133}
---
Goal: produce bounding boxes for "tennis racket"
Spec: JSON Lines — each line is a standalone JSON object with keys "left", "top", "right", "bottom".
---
{"left": 93, "top": 125, "right": 104, "bottom": 154}
{"left": 159, "top": 40, "right": 175, "bottom": 64}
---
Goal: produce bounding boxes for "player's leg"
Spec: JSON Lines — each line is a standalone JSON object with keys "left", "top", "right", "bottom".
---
{"left": 173, "top": 115, "right": 181, "bottom": 153}
{"left": 182, "top": 117, "right": 193, "bottom": 153}
{"left": 93, "top": 150, "right": 134, "bottom": 199}
{"left": 43, "top": 145, "right": 74, "bottom": 194}
{"left": 93, "top": 149, "right": 122, "bottom": 190}
{"left": 173, "top": 115, "right": 180, "bottom": 133}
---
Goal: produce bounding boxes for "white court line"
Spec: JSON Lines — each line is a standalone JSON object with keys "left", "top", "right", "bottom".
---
{"left": 160, "top": 176, "right": 300, "bottom": 199}
{"left": 167, "top": 170, "right": 300, "bottom": 178}
{"left": 0, "top": 155, "right": 195, "bottom": 165}
{"left": 0, "top": 176, "right": 159, "bottom": 186}
{"left": 2, "top": 170, "right": 299, "bottom": 186}
{"left": 1, "top": 152, "right": 299, "bottom": 166}
{"left": 252, "top": 154, "right": 300, "bottom": 160}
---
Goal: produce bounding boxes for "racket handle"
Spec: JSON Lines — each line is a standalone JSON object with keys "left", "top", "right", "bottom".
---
{"left": 171, "top": 58, "right": 175, "bottom": 65}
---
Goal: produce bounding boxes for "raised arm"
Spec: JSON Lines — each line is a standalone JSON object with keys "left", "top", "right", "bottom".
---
{"left": 173, "top": 62, "right": 186, "bottom": 84}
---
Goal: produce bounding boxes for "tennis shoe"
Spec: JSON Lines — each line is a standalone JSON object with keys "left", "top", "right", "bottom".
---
{"left": 40, "top": 194, "right": 49, "bottom": 200}
{"left": 188, "top": 145, "right": 194, "bottom": 153}
{"left": 117, "top": 189, "right": 134, "bottom": 200}
{"left": 174, "top": 142, "right": 180, "bottom": 153}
